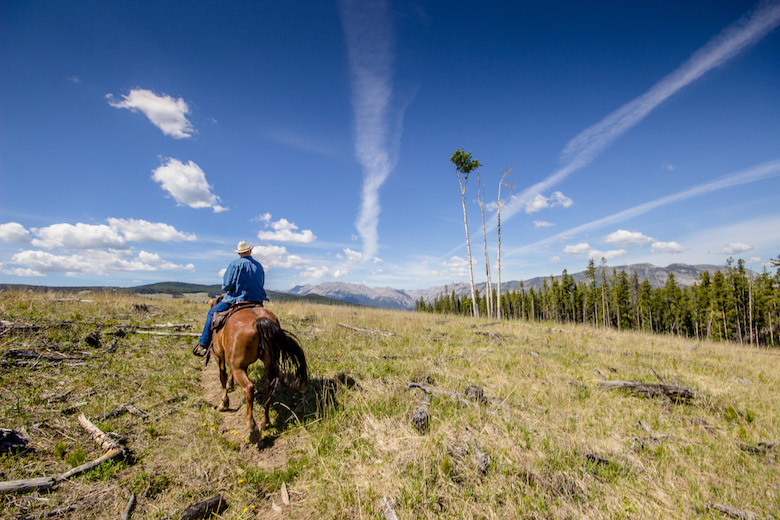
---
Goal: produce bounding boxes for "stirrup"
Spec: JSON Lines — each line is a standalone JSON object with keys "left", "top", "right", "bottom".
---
{"left": 193, "top": 344, "right": 209, "bottom": 357}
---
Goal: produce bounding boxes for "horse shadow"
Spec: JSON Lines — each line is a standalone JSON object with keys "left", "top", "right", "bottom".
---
{"left": 252, "top": 372, "right": 357, "bottom": 434}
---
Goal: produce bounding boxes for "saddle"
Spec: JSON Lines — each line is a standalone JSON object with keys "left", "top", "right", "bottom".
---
{"left": 211, "top": 301, "right": 264, "bottom": 335}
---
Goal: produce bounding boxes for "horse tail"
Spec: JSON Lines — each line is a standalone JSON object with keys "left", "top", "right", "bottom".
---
{"left": 255, "top": 318, "right": 309, "bottom": 392}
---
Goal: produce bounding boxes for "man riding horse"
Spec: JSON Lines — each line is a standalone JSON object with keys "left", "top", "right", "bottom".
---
{"left": 194, "top": 240, "right": 267, "bottom": 356}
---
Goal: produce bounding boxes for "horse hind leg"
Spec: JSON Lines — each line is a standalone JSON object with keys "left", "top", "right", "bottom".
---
{"left": 231, "top": 368, "right": 260, "bottom": 441}
{"left": 217, "top": 358, "right": 230, "bottom": 411}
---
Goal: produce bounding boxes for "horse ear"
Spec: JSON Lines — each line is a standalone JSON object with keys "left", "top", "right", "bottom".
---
{"left": 208, "top": 297, "right": 215, "bottom": 307}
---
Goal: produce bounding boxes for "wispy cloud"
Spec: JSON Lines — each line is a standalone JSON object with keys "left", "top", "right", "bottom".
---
{"left": 502, "top": 1, "right": 780, "bottom": 222}
{"left": 508, "top": 159, "right": 780, "bottom": 255}
{"left": 107, "top": 88, "right": 195, "bottom": 139}
{"left": 340, "top": 0, "right": 402, "bottom": 260}
{"left": 152, "top": 158, "right": 227, "bottom": 212}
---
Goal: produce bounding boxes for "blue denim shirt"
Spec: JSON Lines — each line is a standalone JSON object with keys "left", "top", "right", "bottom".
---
{"left": 221, "top": 256, "right": 268, "bottom": 304}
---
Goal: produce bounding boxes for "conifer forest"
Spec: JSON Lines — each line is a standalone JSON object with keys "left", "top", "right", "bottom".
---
{"left": 417, "top": 257, "right": 780, "bottom": 348}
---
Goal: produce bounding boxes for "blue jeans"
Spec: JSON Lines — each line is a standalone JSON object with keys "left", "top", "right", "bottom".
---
{"left": 199, "top": 300, "right": 231, "bottom": 346}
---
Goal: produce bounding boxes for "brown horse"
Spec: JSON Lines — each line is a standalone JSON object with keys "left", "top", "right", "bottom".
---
{"left": 209, "top": 301, "right": 308, "bottom": 441}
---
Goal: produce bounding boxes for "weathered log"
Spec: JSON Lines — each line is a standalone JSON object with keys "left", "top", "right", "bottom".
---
{"left": 0, "top": 476, "right": 56, "bottom": 494}
{"left": 57, "top": 448, "right": 124, "bottom": 481}
{"left": 77, "top": 413, "right": 127, "bottom": 453}
{"left": 180, "top": 494, "right": 229, "bottom": 520}
{"left": 97, "top": 403, "right": 149, "bottom": 421}
{"left": 6, "top": 350, "right": 79, "bottom": 362}
{"left": 474, "top": 331, "right": 503, "bottom": 345}
{"left": 598, "top": 380, "right": 694, "bottom": 403}
{"left": 708, "top": 502, "right": 761, "bottom": 520}
{"left": 19, "top": 503, "right": 78, "bottom": 519}
{"left": 133, "top": 330, "right": 200, "bottom": 337}
{"left": 379, "top": 496, "right": 399, "bottom": 520}
{"left": 338, "top": 323, "right": 395, "bottom": 336}
{"left": 122, "top": 492, "right": 137, "bottom": 520}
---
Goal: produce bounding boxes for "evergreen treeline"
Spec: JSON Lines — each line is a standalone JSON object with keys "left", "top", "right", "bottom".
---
{"left": 417, "top": 257, "right": 780, "bottom": 347}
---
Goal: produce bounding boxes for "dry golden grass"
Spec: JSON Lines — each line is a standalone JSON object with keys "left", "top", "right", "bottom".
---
{"left": 1, "top": 290, "right": 778, "bottom": 519}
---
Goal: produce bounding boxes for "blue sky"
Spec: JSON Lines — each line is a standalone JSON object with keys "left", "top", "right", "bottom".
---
{"left": 2, "top": 0, "right": 779, "bottom": 291}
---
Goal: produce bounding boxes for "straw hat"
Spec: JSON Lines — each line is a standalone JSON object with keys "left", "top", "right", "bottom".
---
{"left": 233, "top": 241, "right": 254, "bottom": 254}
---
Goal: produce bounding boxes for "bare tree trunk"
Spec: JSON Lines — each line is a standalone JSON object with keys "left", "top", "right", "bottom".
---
{"left": 477, "top": 173, "right": 493, "bottom": 319}
{"left": 458, "top": 172, "right": 479, "bottom": 318}
{"left": 495, "top": 169, "right": 512, "bottom": 321}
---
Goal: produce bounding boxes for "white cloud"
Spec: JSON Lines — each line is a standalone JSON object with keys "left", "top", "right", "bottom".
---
{"left": 107, "top": 88, "right": 194, "bottom": 139}
{"left": 500, "top": 2, "right": 780, "bottom": 225}
{"left": 720, "top": 242, "right": 753, "bottom": 254}
{"left": 252, "top": 244, "right": 311, "bottom": 269}
{"left": 563, "top": 243, "right": 592, "bottom": 255}
{"left": 301, "top": 265, "right": 350, "bottom": 279}
{"left": 604, "top": 229, "right": 653, "bottom": 247}
{"left": 0, "top": 222, "right": 32, "bottom": 242}
{"left": 31, "top": 223, "right": 127, "bottom": 249}
{"left": 0, "top": 265, "right": 44, "bottom": 277}
{"left": 563, "top": 242, "right": 626, "bottom": 259}
{"left": 152, "top": 158, "right": 227, "bottom": 212}
{"left": 107, "top": 218, "right": 196, "bottom": 242}
{"left": 256, "top": 217, "right": 316, "bottom": 243}
{"left": 520, "top": 191, "right": 573, "bottom": 214}
{"left": 430, "top": 256, "right": 469, "bottom": 279}
{"left": 651, "top": 241, "right": 686, "bottom": 254}
{"left": 10, "top": 249, "right": 193, "bottom": 275}
{"left": 533, "top": 220, "right": 555, "bottom": 228}
{"left": 549, "top": 256, "right": 561, "bottom": 262}
{"left": 344, "top": 248, "right": 363, "bottom": 263}
{"left": 662, "top": 163, "right": 675, "bottom": 172}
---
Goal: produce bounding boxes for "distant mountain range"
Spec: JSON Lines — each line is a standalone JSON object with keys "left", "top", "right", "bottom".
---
{"left": 0, "top": 281, "right": 354, "bottom": 307}
{"left": 287, "top": 263, "right": 727, "bottom": 310}
{"left": 1, "top": 263, "right": 732, "bottom": 311}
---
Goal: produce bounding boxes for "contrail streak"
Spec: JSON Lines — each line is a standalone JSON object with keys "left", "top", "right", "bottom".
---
{"left": 506, "top": 158, "right": 780, "bottom": 255}
{"left": 340, "top": 0, "right": 397, "bottom": 261}
{"left": 502, "top": 1, "right": 780, "bottom": 223}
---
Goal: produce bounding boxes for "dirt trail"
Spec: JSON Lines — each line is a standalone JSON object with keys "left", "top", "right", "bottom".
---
{"left": 200, "top": 360, "right": 311, "bottom": 519}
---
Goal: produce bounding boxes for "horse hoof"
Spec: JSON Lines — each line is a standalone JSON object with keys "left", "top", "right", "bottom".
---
{"left": 217, "top": 402, "right": 229, "bottom": 412}
{"left": 249, "top": 428, "right": 262, "bottom": 444}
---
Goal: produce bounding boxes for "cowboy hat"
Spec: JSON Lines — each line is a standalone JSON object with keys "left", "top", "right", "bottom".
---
{"left": 233, "top": 241, "right": 254, "bottom": 254}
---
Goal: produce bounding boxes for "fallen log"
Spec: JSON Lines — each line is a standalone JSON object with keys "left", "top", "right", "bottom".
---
{"left": 77, "top": 413, "right": 128, "bottom": 453}
{"left": 97, "top": 403, "right": 149, "bottom": 421}
{"left": 57, "top": 448, "right": 125, "bottom": 481}
{"left": 0, "top": 476, "right": 56, "bottom": 494}
{"left": 19, "top": 503, "right": 79, "bottom": 519}
{"left": 132, "top": 330, "right": 200, "bottom": 337}
{"left": 180, "top": 494, "right": 229, "bottom": 520}
{"left": 338, "top": 323, "right": 395, "bottom": 336}
{"left": 379, "top": 496, "right": 399, "bottom": 520}
{"left": 598, "top": 380, "right": 694, "bottom": 403}
{"left": 122, "top": 492, "right": 137, "bottom": 520}
{"left": 708, "top": 502, "right": 761, "bottom": 520}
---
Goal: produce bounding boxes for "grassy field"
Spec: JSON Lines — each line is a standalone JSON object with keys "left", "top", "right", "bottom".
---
{"left": 1, "top": 290, "right": 778, "bottom": 519}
